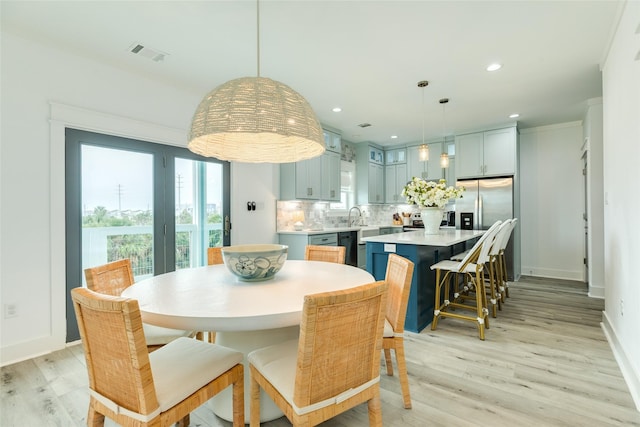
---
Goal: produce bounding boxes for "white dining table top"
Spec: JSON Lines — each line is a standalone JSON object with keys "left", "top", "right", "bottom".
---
{"left": 121, "top": 260, "right": 375, "bottom": 332}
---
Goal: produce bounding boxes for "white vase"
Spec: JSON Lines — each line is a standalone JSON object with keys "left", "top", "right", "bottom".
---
{"left": 421, "top": 207, "right": 444, "bottom": 235}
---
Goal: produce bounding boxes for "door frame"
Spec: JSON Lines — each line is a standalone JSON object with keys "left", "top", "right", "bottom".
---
{"left": 50, "top": 102, "right": 232, "bottom": 345}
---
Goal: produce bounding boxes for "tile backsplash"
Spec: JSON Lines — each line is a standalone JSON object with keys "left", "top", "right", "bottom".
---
{"left": 276, "top": 200, "right": 427, "bottom": 231}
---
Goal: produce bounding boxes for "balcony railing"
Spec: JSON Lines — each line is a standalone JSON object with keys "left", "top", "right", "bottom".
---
{"left": 82, "top": 223, "right": 222, "bottom": 282}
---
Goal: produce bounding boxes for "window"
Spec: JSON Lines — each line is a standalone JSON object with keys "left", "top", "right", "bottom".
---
{"left": 65, "top": 129, "right": 230, "bottom": 341}
{"left": 330, "top": 160, "right": 356, "bottom": 211}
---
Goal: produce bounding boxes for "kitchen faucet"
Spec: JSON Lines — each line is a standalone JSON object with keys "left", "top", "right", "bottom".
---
{"left": 348, "top": 206, "right": 362, "bottom": 227}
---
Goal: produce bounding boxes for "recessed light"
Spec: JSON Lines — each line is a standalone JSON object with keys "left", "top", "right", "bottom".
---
{"left": 509, "top": 113, "right": 520, "bottom": 118}
{"left": 486, "top": 63, "right": 502, "bottom": 72}
{"left": 332, "top": 107, "right": 342, "bottom": 112}
{"left": 391, "top": 135, "right": 398, "bottom": 139}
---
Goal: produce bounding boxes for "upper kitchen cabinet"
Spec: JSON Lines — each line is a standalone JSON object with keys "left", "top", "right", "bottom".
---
{"left": 323, "top": 129, "right": 342, "bottom": 154}
{"left": 385, "top": 147, "right": 406, "bottom": 164}
{"left": 385, "top": 147, "right": 407, "bottom": 203}
{"left": 321, "top": 151, "right": 341, "bottom": 201}
{"left": 407, "top": 142, "right": 443, "bottom": 181}
{"left": 280, "top": 152, "right": 340, "bottom": 201}
{"left": 385, "top": 162, "right": 407, "bottom": 203}
{"left": 356, "top": 143, "right": 385, "bottom": 204}
{"left": 455, "top": 126, "right": 517, "bottom": 178}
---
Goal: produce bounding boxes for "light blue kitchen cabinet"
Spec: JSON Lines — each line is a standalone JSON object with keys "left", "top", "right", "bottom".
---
{"left": 455, "top": 126, "right": 517, "bottom": 178}
{"left": 323, "top": 129, "right": 342, "bottom": 154}
{"left": 407, "top": 141, "right": 443, "bottom": 181}
{"left": 356, "top": 143, "right": 385, "bottom": 204}
{"left": 280, "top": 152, "right": 340, "bottom": 201}
{"left": 385, "top": 162, "right": 407, "bottom": 203}
{"left": 321, "top": 151, "right": 340, "bottom": 201}
{"left": 385, "top": 147, "right": 406, "bottom": 164}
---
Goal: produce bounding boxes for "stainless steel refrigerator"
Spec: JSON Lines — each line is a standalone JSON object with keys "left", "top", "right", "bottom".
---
{"left": 455, "top": 177, "right": 518, "bottom": 280}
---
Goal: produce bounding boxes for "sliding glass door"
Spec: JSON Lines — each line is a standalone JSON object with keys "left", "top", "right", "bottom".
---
{"left": 65, "top": 129, "right": 230, "bottom": 341}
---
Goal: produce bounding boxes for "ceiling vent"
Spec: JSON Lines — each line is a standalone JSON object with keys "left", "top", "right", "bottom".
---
{"left": 128, "top": 42, "right": 168, "bottom": 62}
{"left": 358, "top": 123, "right": 372, "bottom": 128}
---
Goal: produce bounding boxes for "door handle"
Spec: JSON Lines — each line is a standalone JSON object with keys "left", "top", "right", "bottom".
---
{"left": 224, "top": 215, "right": 231, "bottom": 236}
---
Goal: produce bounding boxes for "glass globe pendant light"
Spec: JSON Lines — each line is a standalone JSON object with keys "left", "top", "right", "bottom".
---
{"left": 439, "top": 98, "right": 450, "bottom": 169}
{"left": 418, "top": 80, "right": 429, "bottom": 162}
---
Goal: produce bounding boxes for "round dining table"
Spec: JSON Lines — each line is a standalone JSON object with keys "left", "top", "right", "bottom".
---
{"left": 121, "top": 259, "right": 375, "bottom": 422}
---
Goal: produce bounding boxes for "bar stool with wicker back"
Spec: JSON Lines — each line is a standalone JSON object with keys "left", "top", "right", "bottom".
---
{"left": 304, "top": 244, "right": 346, "bottom": 264}
{"left": 84, "top": 259, "right": 195, "bottom": 352}
{"left": 500, "top": 218, "right": 518, "bottom": 300}
{"left": 429, "top": 221, "right": 502, "bottom": 340}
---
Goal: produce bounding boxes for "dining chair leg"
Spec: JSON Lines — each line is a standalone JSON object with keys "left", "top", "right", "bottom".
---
{"left": 250, "top": 369, "right": 261, "bottom": 427}
{"left": 367, "top": 391, "right": 383, "bottom": 427}
{"left": 394, "top": 340, "right": 412, "bottom": 409}
{"left": 87, "top": 405, "right": 104, "bottom": 427}
{"left": 383, "top": 348, "right": 394, "bottom": 376}
{"left": 177, "top": 414, "right": 190, "bottom": 427}
{"left": 232, "top": 367, "right": 245, "bottom": 427}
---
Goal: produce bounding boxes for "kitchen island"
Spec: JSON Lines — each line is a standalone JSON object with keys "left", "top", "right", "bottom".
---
{"left": 362, "top": 229, "right": 484, "bottom": 333}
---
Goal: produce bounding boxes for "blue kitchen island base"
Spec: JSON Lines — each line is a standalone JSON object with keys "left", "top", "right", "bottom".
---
{"left": 364, "top": 230, "right": 481, "bottom": 333}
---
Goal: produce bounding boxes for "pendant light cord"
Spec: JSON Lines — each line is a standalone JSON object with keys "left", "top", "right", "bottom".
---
{"left": 256, "top": 0, "right": 261, "bottom": 77}
{"left": 421, "top": 86, "right": 425, "bottom": 145}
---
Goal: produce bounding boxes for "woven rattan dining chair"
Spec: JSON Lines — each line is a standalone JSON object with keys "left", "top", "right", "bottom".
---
{"left": 248, "top": 280, "right": 388, "bottom": 427}
{"left": 197, "top": 247, "right": 225, "bottom": 344}
{"left": 382, "top": 254, "right": 415, "bottom": 409}
{"left": 429, "top": 220, "right": 502, "bottom": 340}
{"left": 304, "top": 244, "right": 346, "bottom": 264}
{"left": 71, "top": 287, "right": 245, "bottom": 427}
{"left": 207, "top": 246, "right": 224, "bottom": 266}
{"left": 84, "top": 259, "right": 195, "bottom": 352}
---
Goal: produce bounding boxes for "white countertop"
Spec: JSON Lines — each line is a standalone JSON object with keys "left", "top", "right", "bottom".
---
{"left": 277, "top": 225, "right": 402, "bottom": 235}
{"left": 361, "top": 228, "right": 484, "bottom": 247}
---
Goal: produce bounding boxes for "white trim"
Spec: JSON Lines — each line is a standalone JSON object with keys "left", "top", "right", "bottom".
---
{"left": 519, "top": 121, "right": 583, "bottom": 134}
{"left": 601, "top": 311, "right": 640, "bottom": 411}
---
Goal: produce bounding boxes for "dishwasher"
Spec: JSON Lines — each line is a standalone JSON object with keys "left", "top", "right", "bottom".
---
{"left": 337, "top": 231, "right": 358, "bottom": 267}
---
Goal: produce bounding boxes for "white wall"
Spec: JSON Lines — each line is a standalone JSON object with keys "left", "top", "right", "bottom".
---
{"left": 519, "top": 122, "right": 586, "bottom": 281}
{"left": 0, "top": 31, "right": 277, "bottom": 364}
{"left": 600, "top": 0, "right": 640, "bottom": 410}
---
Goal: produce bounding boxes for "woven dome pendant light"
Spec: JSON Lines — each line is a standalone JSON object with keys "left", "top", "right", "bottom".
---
{"left": 188, "top": 0, "right": 325, "bottom": 163}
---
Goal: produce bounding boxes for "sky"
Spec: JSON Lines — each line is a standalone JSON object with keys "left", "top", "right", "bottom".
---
{"left": 81, "top": 145, "right": 223, "bottom": 213}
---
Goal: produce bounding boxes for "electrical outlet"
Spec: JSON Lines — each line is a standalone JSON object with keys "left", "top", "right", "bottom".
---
{"left": 621, "top": 299, "right": 624, "bottom": 317}
{"left": 4, "top": 303, "right": 18, "bottom": 319}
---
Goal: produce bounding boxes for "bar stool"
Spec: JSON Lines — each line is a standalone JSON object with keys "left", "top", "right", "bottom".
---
{"left": 499, "top": 218, "right": 518, "bottom": 300}
{"left": 485, "top": 220, "right": 513, "bottom": 316}
{"left": 429, "top": 221, "right": 502, "bottom": 340}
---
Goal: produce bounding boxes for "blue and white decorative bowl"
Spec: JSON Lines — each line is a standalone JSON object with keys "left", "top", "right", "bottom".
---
{"left": 221, "top": 244, "right": 288, "bottom": 282}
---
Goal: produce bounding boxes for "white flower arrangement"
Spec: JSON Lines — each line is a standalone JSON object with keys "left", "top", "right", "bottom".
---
{"left": 401, "top": 177, "right": 465, "bottom": 208}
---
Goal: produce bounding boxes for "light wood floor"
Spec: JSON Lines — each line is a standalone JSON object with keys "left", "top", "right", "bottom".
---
{"left": 2, "top": 277, "right": 639, "bottom": 426}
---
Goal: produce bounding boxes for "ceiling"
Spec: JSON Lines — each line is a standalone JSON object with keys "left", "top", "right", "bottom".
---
{"left": 1, "top": 0, "right": 622, "bottom": 147}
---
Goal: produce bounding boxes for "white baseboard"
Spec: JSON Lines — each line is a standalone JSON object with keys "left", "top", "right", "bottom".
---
{"left": 0, "top": 336, "right": 65, "bottom": 367}
{"left": 602, "top": 310, "right": 640, "bottom": 411}
{"left": 588, "top": 285, "right": 605, "bottom": 299}
{"left": 520, "top": 265, "right": 584, "bottom": 282}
